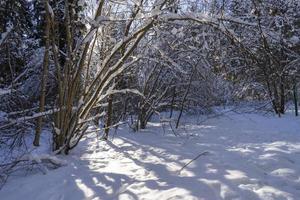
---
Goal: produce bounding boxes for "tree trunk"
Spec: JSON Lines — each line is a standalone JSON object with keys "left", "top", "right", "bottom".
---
{"left": 33, "top": 0, "right": 50, "bottom": 146}
{"left": 272, "top": 81, "right": 281, "bottom": 117}
{"left": 294, "top": 82, "right": 298, "bottom": 117}
{"left": 139, "top": 106, "right": 147, "bottom": 129}
{"left": 279, "top": 77, "right": 285, "bottom": 114}
{"left": 140, "top": 119, "right": 146, "bottom": 129}
{"left": 176, "top": 71, "right": 193, "bottom": 129}
{"left": 169, "top": 86, "right": 176, "bottom": 118}
{"left": 103, "top": 95, "right": 113, "bottom": 140}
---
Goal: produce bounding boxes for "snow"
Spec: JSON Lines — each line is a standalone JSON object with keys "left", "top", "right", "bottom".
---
{"left": 46, "top": 2, "right": 54, "bottom": 19}
{"left": 0, "top": 88, "right": 11, "bottom": 96}
{"left": 0, "top": 129, "right": 52, "bottom": 165}
{"left": 82, "top": 29, "right": 97, "bottom": 44}
{"left": 0, "top": 111, "right": 7, "bottom": 122}
{"left": 289, "top": 36, "right": 299, "bottom": 45}
{"left": 1, "top": 110, "right": 300, "bottom": 200}
{"left": 0, "top": 26, "right": 12, "bottom": 46}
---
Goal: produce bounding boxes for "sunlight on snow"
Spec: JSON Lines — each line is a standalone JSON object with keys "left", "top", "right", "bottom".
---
{"left": 75, "top": 179, "right": 95, "bottom": 198}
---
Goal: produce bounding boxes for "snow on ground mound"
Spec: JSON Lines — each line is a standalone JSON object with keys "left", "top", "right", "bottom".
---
{"left": 0, "top": 111, "right": 300, "bottom": 200}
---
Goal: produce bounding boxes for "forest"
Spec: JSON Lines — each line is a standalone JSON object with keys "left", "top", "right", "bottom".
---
{"left": 0, "top": 0, "right": 300, "bottom": 199}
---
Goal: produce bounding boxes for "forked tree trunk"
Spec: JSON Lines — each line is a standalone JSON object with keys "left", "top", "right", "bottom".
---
{"left": 52, "top": 0, "right": 168, "bottom": 154}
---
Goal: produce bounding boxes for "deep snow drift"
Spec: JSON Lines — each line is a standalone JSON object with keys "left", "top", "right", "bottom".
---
{"left": 1, "top": 111, "right": 300, "bottom": 200}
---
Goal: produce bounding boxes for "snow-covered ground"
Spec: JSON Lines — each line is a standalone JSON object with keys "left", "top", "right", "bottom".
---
{"left": 1, "top": 111, "right": 300, "bottom": 200}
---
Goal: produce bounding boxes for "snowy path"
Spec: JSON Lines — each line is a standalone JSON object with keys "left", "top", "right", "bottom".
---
{"left": 1, "top": 112, "right": 300, "bottom": 200}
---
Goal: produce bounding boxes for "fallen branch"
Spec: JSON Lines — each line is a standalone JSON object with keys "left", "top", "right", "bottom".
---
{"left": 177, "top": 151, "right": 210, "bottom": 174}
